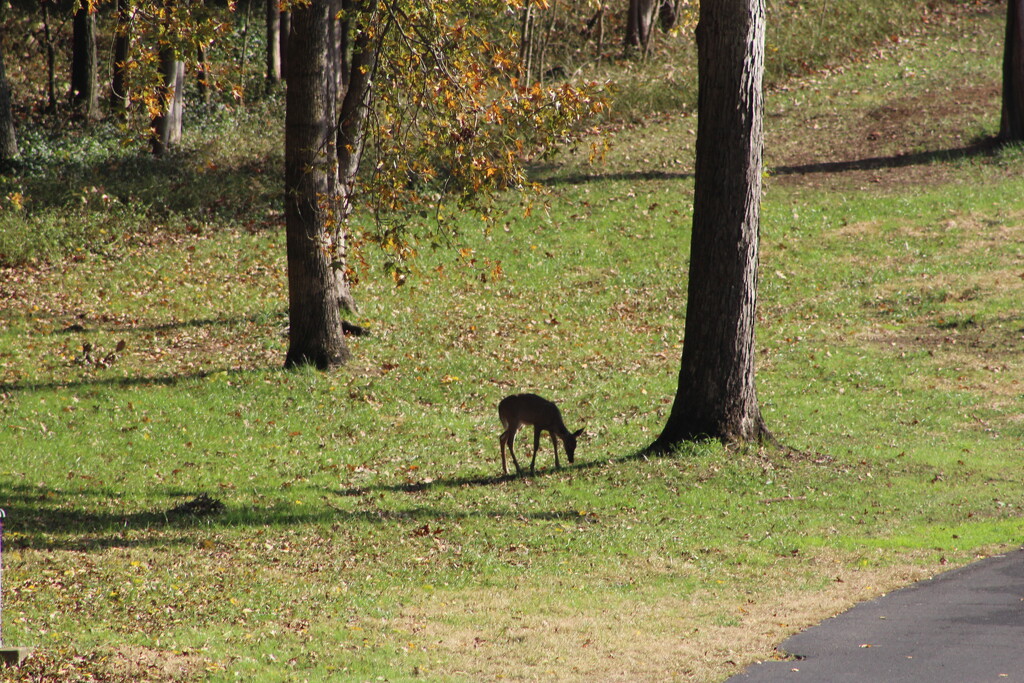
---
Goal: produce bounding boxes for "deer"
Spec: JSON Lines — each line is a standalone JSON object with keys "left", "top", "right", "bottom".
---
{"left": 498, "top": 393, "right": 584, "bottom": 476}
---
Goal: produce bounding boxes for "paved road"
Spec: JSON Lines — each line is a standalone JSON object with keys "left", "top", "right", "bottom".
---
{"left": 730, "top": 547, "right": 1024, "bottom": 682}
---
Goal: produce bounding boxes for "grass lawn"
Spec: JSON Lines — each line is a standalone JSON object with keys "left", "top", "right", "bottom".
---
{"left": 1, "top": 2, "right": 1022, "bottom": 681}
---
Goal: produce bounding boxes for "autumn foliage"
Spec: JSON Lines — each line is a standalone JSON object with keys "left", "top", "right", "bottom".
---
{"left": 336, "top": 1, "right": 607, "bottom": 280}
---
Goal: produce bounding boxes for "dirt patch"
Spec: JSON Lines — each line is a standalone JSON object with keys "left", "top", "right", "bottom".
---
{"left": 106, "top": 646, "right": 210, "bottom": 681}
{"left": 766, "top": 3, "right": 1005, "bottom": 192}
{"left": 768, "top": 94, "right": 1002, "bottom": 191}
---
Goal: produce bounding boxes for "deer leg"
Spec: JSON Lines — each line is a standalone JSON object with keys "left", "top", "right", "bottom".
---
{"left": 531, "top": 426, "right": 542, "bottom": 475}
{"left": 503, "top": 428, "right": 522, "bottom": 475}
{"left": 551, "top": 432, "right": 560, "bottom": 469}
{"left": 499, "top": 432, "right": 509, "bottom": 475}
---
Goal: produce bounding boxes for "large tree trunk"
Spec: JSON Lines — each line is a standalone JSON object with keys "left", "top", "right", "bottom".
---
{"left": 651, "top": 0, "right": 768, "bottom": 450}
{"left": 266, "top": 0, "right": 282, "bottom": 84}
{"left": 71, "top": 0, "right": 99, "bottom": 119}
{"left": 111, "top": 0, "right": 131, "bottom": 114}
{"left": 284, "top": 0, "right": 352, "bottom": 369}
{"left": 1001, "top": 0, "right": 1024, "bottom": 141}
{"left": 0, "top": 21, "right": 18, "bottom": 161}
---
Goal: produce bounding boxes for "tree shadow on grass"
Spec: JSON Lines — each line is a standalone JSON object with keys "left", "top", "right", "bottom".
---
{"left": 535, "top": 169, "right": 693, "bottom": 187}
{"left": 0, "top": 368, "right": 232, "bottom": 395}
{"left": 332, "top": 446, "right": 656, "bottom": 498}
{"left": 1, "top": 484, "right": 228, "bottom": 552}
{"left": 0, "top": 353, "right": 303, "bottom": 394}
{"left": 53, "top": 311, "right": 286, "bottom": 337}
{"left": 0, "top": 447, "right": 664, "bottom": 552}
{"left": 533, "top": 138, "right": 1005, "bottom": 187}
{"left": 770, "top": 137, "right": 1003, "bottom": 177}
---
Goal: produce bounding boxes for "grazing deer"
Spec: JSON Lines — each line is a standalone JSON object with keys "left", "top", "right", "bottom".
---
{"left": 498, "top": 393, "right": 584, "bottom": 476}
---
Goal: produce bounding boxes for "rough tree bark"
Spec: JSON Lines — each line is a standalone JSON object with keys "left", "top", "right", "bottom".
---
{"left": 1001, "top": 0, "right": 1024, "bottom": 141}
{"left": 71, "top": 0, "right": 99, "bottom": 118}
{"left": 284, "top": 0, "right": 353, "bottom": 369}
{"left": 650, "top": 0, "right": 769, "bottom": 450}
{"left": 0, "top": 16, "right": 18, "bottom": 161}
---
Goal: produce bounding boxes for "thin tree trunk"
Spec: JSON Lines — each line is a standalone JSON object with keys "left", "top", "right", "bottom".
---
{"left": 266, "top": 0, "right": 281, "bottom": 84}
{"left": 0, "top": 22, "right": 18, "bottom": 161}
{"left": 284, "top": 0, "right": 352, "bottom": 369}
{"left": 650, "top": 0, "right": 768, "bottom": 450}
{"left": 538, "top": 0, "right": 558, "bottom": 81}
{"left": 328, "top": 0, "right": 344, "bottom": 97}
{"left": 1001, "top": 0, "right": 1024, "bottom": 141}
{"left": 239, "top": 0, "right": 253, "bottom": 95}
{"left": 41, "top": 0, "right": 58, "bottom": 113}
{"left": 197, "top": 44, "right": 212, "bottom": 105}
{"left": 625, "top": 0, "right": 656, "bottom": 50}
{"left": 71, "top": 0, "right": 99, "bottom": 118}
{"left": 151, "top": 50, "right": 184, "bottom": 156}
{"left": 111, "top": 0, "right": 131, "bottom": 114}
{"left": 339, "top": 0, "right": 354, "bottom": 93}
{"left": 520, "top": 3, "right": 535, "bottom": 83}
{"left": 280, "top": 10, "right": 291, "bottom": 80}
{"left": 337, "top": 0, "right": 377, "bottom": 218}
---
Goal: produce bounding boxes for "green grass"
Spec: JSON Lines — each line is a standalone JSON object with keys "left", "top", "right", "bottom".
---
{"left": 2, "top": 1, "right": 1023, "bottom": 681}
{"left": 583, "top": 0, "right": 959, "bottom": 122}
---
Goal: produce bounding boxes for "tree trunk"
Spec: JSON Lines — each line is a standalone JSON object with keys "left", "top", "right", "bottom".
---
{"left": 151, "top": 49, "right": 184, "bottom": 156}
{"left": 650, "top": 0, "right": 768, "bottom": 450}
{"left": 520, "top": 2, "right": 536, "bottom": 82}
{"left": 0, "top": 22, "right": 18, "bottom": 162}
{"left": 284, "top": 0, "right": 352, "bottom": 369}
{"left": 111, "top": 0, "right": 131, "bottom": 114}
{"left": 337, "top": 0, "right": 377, "bottom": 219}
{"left": 41, "top": 0, "right": 58, "bottom": 113}
{"left": 1001, "top": 0, "right": 1024, "bottom": 141}
{"left": 339, "top": 0, "right": 354, "bottom": 93}
{"left": 328, "top": 0, "right": 345, "bottom": 96}
{"left": 280, "top": 10, "right": 291, "bottom": 80}
{"left": 197, "top": 44, "right": 212, "bottom": 105}
{"left": 266, "top": 0, "right": 282, "bottom": 84}
{"left": 71, "top": 0, "right": 99, "bottom": 118}
{"left": 625, "top": 0, "right": 657, "bottom": 50}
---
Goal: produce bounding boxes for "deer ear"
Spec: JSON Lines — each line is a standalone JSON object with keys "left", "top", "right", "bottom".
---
{"left": 573, "top": 428, "right": 584, "bottom": 438}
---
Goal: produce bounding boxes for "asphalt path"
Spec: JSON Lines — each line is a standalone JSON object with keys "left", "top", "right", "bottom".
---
{"left": 729, "top": 547, "right": 1024, "bottom": 682}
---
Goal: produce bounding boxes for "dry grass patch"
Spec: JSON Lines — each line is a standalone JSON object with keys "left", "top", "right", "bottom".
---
{"left": 402, "top": 551, "right": 943, "bottom": 682}
{"left": 14, "top": 645, "right": 212, "bottom": 683}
